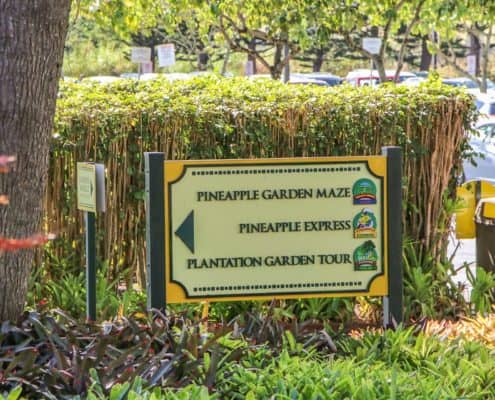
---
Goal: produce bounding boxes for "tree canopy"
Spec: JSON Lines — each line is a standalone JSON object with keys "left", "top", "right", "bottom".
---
{"left": 70, "top": 0, "right": 495, "bottom": 87}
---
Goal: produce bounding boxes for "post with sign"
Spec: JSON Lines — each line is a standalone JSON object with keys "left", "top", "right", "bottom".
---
{"left": 131, "top": 47, "right": 152, "bottom": 75}
{"left": 77, "top": 162, "right": 105, "bottom": 321}
{"left": 145, "top": 149, "right": 403, "bottom": 326}
{"left": 382, "top": 147, "right": 402, "bottom": 326}
{"left": 157, "top": 44, "right": 176, "bottom": 68}
{"left": 362, "top": 37, "right": 382, "bottom": 84}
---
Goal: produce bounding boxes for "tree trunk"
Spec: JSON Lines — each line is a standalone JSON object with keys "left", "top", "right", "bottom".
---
{"left": 0, "top": 1, "right": 71, "bottom": 321}
{"left": 197, "top": 52, "right": 209, "bottom": 71}
{"left": 313, "top": 48, "right": 325, "bottom": 72}
{"left": 469, "top": 32, "right": 481, "bottom": 77}
{"left": 271, "top": 43, "right": 284, "bottom": 80}
{"left": 373, "top": 56, "right": 388, "bottom": 83}
{"left": 221, "top": 48, "right": 230, "bottom": 76}
{"left": 150, "top": 45, "right": 155, "bottom": 72}
{"left": 479, "top": 24, "right": 493, "bottom": 94}
{"left": 248, "top": 39, "right": 257, "bottom": 74}
{"left": 419, "top": 35, "right": 432, "bottom": 71}
{"left": 282, "top": 43, "right": 290, "bottom": 83}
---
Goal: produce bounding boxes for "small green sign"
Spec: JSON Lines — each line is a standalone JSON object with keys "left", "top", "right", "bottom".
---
{"left": 353, "top": 240, "right": 378, "bottom": 271}
{"left": 353, "top": 208, "right": 377, "bottom": 238}
{"left": 77, "top": 163, "right": 96, "bottom": 212}
{"left": 352, "top": 178, "right": 377, "bottom": 205}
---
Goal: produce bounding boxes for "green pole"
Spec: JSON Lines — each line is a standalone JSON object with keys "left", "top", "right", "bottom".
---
{"left": 85, "top": 211, "right": 97, "bottom": 321}
{"left": 382, "top": 146, "right": 403, "bottom": 327}
{"left": 145, "top": 152, "right": 166, "bottom": 310}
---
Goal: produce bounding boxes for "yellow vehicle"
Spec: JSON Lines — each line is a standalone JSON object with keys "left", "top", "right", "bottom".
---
{"left": 456, "top": 179, "right": 495, "bottom": 238}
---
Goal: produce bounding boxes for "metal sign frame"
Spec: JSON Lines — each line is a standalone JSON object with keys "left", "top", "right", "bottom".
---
{"left": 145, "top": 148, "right": 403, "bottom": 325}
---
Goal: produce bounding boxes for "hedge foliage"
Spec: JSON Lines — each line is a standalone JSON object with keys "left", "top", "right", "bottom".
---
{"left": 48, "top": 75, "right": 476, "bottom": 284}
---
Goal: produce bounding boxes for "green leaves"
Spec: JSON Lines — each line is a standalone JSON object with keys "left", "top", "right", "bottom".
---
{"left": 468, "top": 267, "right": 495, "bottom": 315}
{"left": 0, "top": 387, "right": 22, "bottom": 400}
{"left": 50, "top": 76, "right": 476, "bottom": 320}
{"left": 214, "top": 326, "right": 495, "bottom": 399}
{"left": 3, "top": 305, "right": 495, "bottom": 398}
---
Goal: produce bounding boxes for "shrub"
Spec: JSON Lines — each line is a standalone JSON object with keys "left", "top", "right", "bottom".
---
{"left": 47, "top": 75, "right": 476, "bottom": 287}
{"left": 2, "top": 309, "right": 495, "bottom": 399}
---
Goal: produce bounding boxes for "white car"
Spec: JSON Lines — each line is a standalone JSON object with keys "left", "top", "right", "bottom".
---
{"left": 345, "top": 69, "right": 416, "bottom": 86}
{"left": 82, "top": 76, "right": 122, "bottom": 84}
{"left": 442, "top": 77, "right": 495, "bottom": 95}
{"left": 463, "top": 119, "right": 495, "bottom": 180}
{"left": 474, "top": 94, "right": 495, "bottom": 117}
{"left": 399, "top": 77, "right": 426, "bottom": 87}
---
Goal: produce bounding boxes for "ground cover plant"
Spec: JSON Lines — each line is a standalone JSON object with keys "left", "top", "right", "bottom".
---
{"left": 1, "top": 309, "right": 495, "bottom": 399}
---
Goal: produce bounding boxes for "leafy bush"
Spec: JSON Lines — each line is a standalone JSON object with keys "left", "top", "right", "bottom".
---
{"left": 0, "top": 308, "right": 337, "bottom": 398}
{"left": 28, "top": 247, "right": 146, "bottom": 320}
{"left": 2, "top": 308, "right": 495, "bottom": 399}
{"left": 0, "top": 310, "right": 228, "bottom": 398}
{"left": 47, "top": 76, "right": 476, "bottom": 287}
{"left": 402, "top": 239, "right": 468, "bottom": 320}
{"left": 467, "top": 267, "right": 495, "bottom": 315}
{"left": 215, "top": 327, "right": 495, "bottom": 399}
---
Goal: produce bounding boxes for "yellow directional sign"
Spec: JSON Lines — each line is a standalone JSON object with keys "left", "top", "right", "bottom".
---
{"left": 164, "top": 157, "right": 388, "bottom": 303}
{"left": 77, "top": 163, "right": 96, "bottom": 212}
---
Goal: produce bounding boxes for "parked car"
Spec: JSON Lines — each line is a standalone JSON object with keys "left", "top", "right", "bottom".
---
{"left": 120, "top": 72, "right": 140, "bottom": 79}
{"left": 82, "top": 76, "right": 122, "bottom": 84}
{"left": 399, "top": 77, "right": 426, "bottom": 87}
{"left": 475, "top": 94, "right": 495, "bottom": 117}
{"left": 443, "top": 77, "right": 480, "bottom": 89}
{"left": 345, "top": 69, "right": 416, "bottom": 86}
{"left": 295, "top": 72, "right": 343, "bottom": 86}
{"left": 463, "top": 119, "right": 495, "bottom": 181}
{"left": 287, "top": 75, "right": 328, "bottom": 86}
{"left": 413, "top": 71, "right": 429, "bottom": 78}
{"left": 442, "top": 77, "right": 495, "bottom": 95}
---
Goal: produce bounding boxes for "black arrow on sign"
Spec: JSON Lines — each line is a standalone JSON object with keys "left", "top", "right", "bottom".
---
{"left": 175, "top": 210, "right": 195, "bottom": 253}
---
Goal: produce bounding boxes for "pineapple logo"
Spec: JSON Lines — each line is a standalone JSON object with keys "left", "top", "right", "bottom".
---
{"left": 353, "top": 240, "right": 378, "bottom": 271}
{"left": 352, "top": 178, "right": 377, "bottom": 205}
{"left": 353, "top": 208, "right": 377, "bottom": 238}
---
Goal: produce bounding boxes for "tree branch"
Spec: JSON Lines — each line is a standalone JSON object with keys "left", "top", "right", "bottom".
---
{"left": 430, "top": 41, "right": 478, "bottom": 84}
{"left": 394, "top": 0, "right": 426, "bottom": 81}
{"left": 379, "top": 0, "right": 407, "bottom": 60}
{"left": 218, "top": 14, "right": 273, "bottom": 73}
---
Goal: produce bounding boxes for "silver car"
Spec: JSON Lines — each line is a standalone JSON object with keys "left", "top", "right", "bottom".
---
{"left": 463, "top": 119, "right": 495, "bottom": 180}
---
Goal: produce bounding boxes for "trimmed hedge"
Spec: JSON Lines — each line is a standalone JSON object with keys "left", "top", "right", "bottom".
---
{"left": 48, "top": 75, "right": 476, "bottom": 284}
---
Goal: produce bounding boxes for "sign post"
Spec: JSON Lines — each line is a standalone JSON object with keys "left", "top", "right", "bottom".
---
{"left": 362, "top": 38, "right": 382, "bottom": 55}
{"left": 382, "top": 147, "right": 403, "bottom": 326}
{"left": 362, "top": 37, "right": 382, "bottom": 85}
{"left": 131, "top": 47, "right": 152, "bottom": 76}
{"left": 157, "top": 44, "right": 176, "bottom": 68}
{"left": 84, "top": 211, "right": 96, "bottom": 320}
{"left": 145, "top": 150, "right": 402, "bottom": 326}
{"left": 144, "top": 153, "right": 166, "bottom": 309}
{"left": 77, "top": 162, "right": 106, "bottom": 321}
